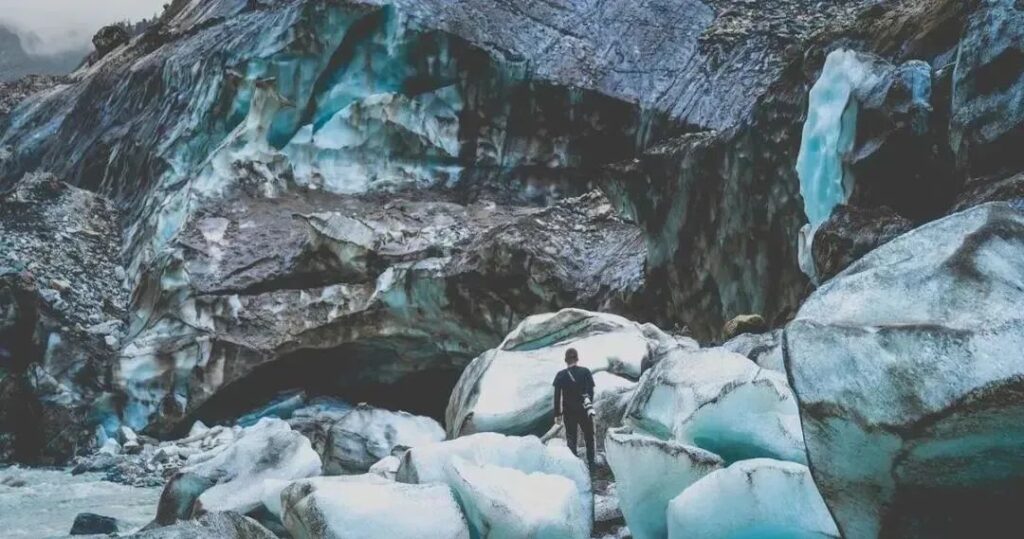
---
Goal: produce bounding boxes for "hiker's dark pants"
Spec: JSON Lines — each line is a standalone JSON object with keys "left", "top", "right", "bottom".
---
{"left": 565, "top": 410, "right": 595, "bottom": 465}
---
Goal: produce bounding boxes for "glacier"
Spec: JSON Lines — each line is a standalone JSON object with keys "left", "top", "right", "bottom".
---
{"left": 795, "top": 49, "right": 883, "bottom": 280}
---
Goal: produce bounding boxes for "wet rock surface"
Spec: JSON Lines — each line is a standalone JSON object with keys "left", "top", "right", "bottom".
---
{"left": 812, "top": 205, "right": 915, "bottom": 282}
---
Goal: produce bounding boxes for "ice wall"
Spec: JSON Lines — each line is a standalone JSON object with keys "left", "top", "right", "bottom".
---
{"left": 795, "top": 49, "right": 882, "bottom": 280}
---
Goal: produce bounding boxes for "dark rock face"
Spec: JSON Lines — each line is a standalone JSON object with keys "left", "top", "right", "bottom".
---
{"left": 812, "top": 205, "right": 915, "bottom": 282}
{"left": 952, "top": 171, "right": 1024, "bottom": 211}
{"left": 0, "top": 174, "right": 126, "bottom": 464}
{"left": 602, "top": 128, "right": 809, "bottom": 340}
{"left": 848, "top": 60, "right": 958, "bottom": 221}
{"left": 950, "top": 0, "right": 1024, "bottom": 179}
{"left": 92, "top": 25, "right": 132, "bottom": 60}
{"left": 70, "top": 513, "right": 119, "bottom": 535}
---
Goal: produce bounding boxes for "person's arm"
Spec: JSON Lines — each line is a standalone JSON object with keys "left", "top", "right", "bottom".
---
{"left": 553, "top": 374, "right": 562, "bottom": 417}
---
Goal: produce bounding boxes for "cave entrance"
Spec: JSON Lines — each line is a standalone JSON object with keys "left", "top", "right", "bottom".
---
{"left": 175, "top": 344, "right": 466, "bottom": 437}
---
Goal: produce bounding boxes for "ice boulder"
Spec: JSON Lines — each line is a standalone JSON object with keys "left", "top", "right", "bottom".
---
{"left": 624, "top": 348, "right": 805, "bottom": 464}
{"left": 785, "top": 202, "right": 1024, "bottom": 538}
{"left": 592, "top": 372, "right": 637, "bottom": 449}
{"left": 135, "top": 512, "right": 277, "bottom": 538}
{"left": 397, "top": 432, "right": 592, "bottom": 530}
{"left": 721, "top": 329, "right": 785, "bottom": 372}
{"left": 260, "top": 474, "right": 389, "bottom": 521}
{"left": 446, "top": 309, "right": 693, "bottom": 438}
{"left": 666, "top": 459, "right": 838, "bottom": 539}
{"left": 605, "top": 427, "right": 723, "bottom": 539}
{"left": 321, "top": 403, "right": 444, "bottom": 474}
{"left": 446, "top": 457, "right": 588, "bottom": 538}
{"left": 159, "top": 418, "right": 321, "bottom": 517}
{"left": 280, "top": 477, "right": 469, "bottom": 539}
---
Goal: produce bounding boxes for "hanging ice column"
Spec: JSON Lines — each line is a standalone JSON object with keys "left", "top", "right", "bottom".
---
{"left": 795, "top": 49, "right": 882, "bottom": 281}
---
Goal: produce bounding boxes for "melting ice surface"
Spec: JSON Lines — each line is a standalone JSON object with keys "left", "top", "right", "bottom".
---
{"left": 795, "top": 49, "right": 881, "bottom": 279}
{"left": 0, "top": 466, "right": 161, "bottom": 538}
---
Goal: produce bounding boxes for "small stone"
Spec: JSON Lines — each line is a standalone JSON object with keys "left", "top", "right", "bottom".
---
{"left": 115, "top": 425, "right": 138, "bottom": 445}
{"left": 114, "top": 265, "right": 126, "bottom": 280}
{"left": 722, "top": 314, "right": 768, "bottom": 340}
{"left": 51, "top": 278, "right": 72, "bottom": 292}
{"left": 70, "top": 513, "right": 119, "bottom": 535}
{"left": 105, "top": 335, "right": 119, "bottom": 348}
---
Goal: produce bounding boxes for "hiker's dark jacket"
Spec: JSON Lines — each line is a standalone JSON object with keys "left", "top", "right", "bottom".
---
{"left": 552, "top": 365, "right": 595, "bottom": 416}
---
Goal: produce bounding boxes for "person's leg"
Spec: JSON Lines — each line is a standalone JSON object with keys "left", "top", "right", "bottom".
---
{"left": 564, "top": 412, "right": 580, "bottom": 457}
{"left": 581, "top": 414, "right": 596, "bottom": 467}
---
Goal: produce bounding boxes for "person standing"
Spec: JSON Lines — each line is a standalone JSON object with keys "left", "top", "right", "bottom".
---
{"left": 552, "top": 348, "right": 596, "bottom": 468}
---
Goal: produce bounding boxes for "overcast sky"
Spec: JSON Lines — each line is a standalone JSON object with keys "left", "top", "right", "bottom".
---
{"left": 0, "top": 0, "right": 166, "bottom": 53}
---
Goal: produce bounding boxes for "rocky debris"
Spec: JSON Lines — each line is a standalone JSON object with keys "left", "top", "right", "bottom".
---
{"left": 280, "top": 478, "right": 470, "bottom": 539}
{"left": 785, "top": 202, "right": 1024, "bottom": 537}
{"left": 446, "top": 309, "right": 692, "bottom": 439}
{"left": 721, "top": 314, "right": 767, "bottom": 340}
{"left": 605, "top": 427, "right": 723, "bottom": 539}
{"left": 69, "top": 513, "right": 120, "bottom": 535}
{"left": 666, "top": 459, "right": 838, "bottom": 539}
{"left": 624, "top": 348, "right": 805, "bottom": 464}
{"left": 1, "top": 174, "right": 127, "bottom": 463}
{"left": 92, "top": 25, "right": 131, "bottom": 60}
{"left": 1, "top": 172, "right": 125, "bottom": 322}
{"left": 134, "top": 511, "right": 276, "bottom": 539}
{"left": 0, "top": 75, "right": 66, "bottom": 122}
{"left": 447, "top": 457, "right": 588, "bottom": 539}
{"left": 812, "top": 205, "right": 914, "bottom": 281}
{"left": 397, "top": 432, "right": 592, "bottom": 533}
{"left": 952, "top": 171, "right": 1024, "bottom": 212}
{"left": 951, "top": 0, "right": 1024, "bottom": 178}
{"left": 157, "top": 418, "right": 320, "bottom": 517}
{"left": 721, "top": 329, "right": 785, "bottom": 372}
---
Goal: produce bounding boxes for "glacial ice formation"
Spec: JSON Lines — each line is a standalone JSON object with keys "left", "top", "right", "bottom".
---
{"left": 785, "top": 202, "right": 1024, "bottom": 537}
{"left": 796, "top": 49, "right": 884, "bottom": 280}
{"left": 623, "top": 348, "right": 805, "bottom": 464}
{"left": 605, "top": 427, "right": 723, "bottom": 539}
{"left": 666, "top": 459, "right": 839, "bottom": 539}
{"left": 446, "top": 457, "right": 589, "bottom": 539}
{"left": 396, "top": 432, "right": 592, "bottom": 533}
{"left": 446, "top": 309, "right": 694, "bottom": 438}
{"left": 280, "top": 478, "right": 470, "bottom": 539}
{"left": 320, "top": 404, "right": 444, "bottom": 474}
{"left": 174, "top": 418, "right": 321, "bottom": 515}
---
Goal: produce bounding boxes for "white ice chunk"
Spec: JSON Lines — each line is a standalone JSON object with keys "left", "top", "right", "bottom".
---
{"left": 445, "top": 457, "right": 588, "bottom": 538}
{"left": 397, "top": 432, "right": 592, "bottom": 533}
{"left": 624, "top": 348, "right": 805, "bottom": 464}
{"left": 280, "top": 477, "right": 469, "bottom": 539}
{"left": 605, "top": 427, "right": 723, "bottom": 539}
{"left": 667, "top": 459, "right": 838, "bottom": 539}
{"left": 183, "top": 418, "right": 321, "bottom": 515}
